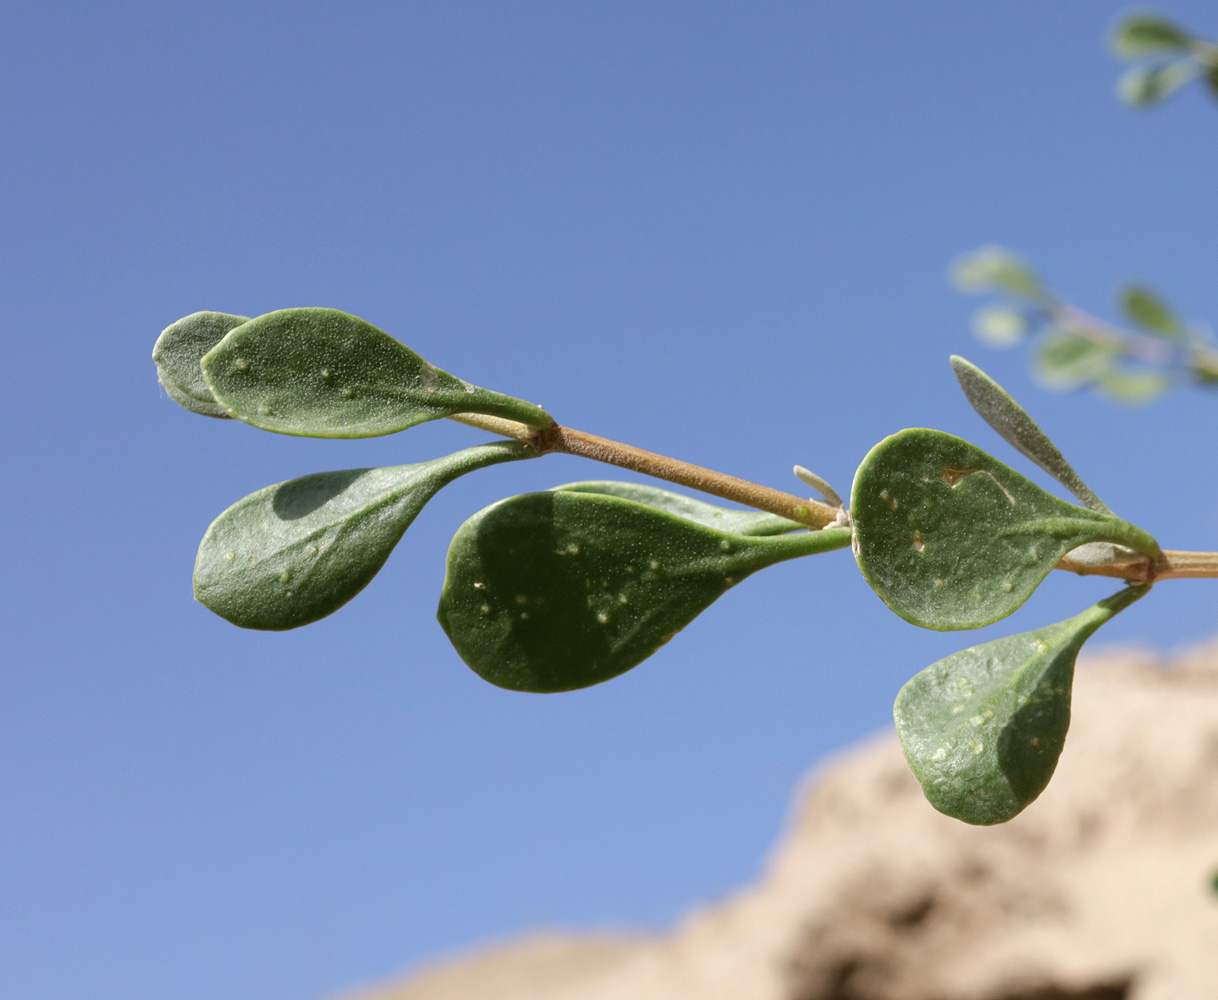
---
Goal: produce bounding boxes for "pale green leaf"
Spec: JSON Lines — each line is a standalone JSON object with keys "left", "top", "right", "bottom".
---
{"left": 438, "top": 491, "right": 851, "bottom": 692}
{"left": 850, "top": 429, "right": 1157, "bottom": 630}
{"left": 951, "top": 247, "right": 1045, "bottom": 301}
{"left": 1034, "top": 331, "right": 1115, "bottom": 390}
{"left": 552, "top": 481, "right": 804, "bottom": 536}
{"left": 895, "top": 585, "right": 1148, "bottom": 824}
{"left": 950, "top": 356, "right": 1111, "bottom": 515}
{"left": 1097, "top": 369, "right": 1170, "bottom": 404}
{"left": 1119, "top": 285, "right": 1184, "bottom": 337}
{"left": 195, "top": 441, "right": 534, "bottom": 630}
{"left": 1118, "top": 61, "right": 1198, "bottom": 105}
{"left": 972, "top": 305, "right": 1028, "bottom": 348}
{"left": 201, "top": 308, "right": 553, "bottom": 438}
{"left": 153, "top": 311, "right": 249, "bottom": 419}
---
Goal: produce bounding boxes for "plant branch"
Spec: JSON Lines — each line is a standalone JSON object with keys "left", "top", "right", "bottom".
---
{"left": 1050, "top": 302, "right": 1218, "bottom": 381}
{"left": 448, "top": 413, "right": 842, "bottom": 529}
{"left": 449, "top": 416, "right": 1218, "bottom": 580}
{"left": 1057, "top": 548, "right": 1218, "bottom": 583}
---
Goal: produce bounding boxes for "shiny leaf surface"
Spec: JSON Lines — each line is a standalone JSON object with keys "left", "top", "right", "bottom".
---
{"left": 202, "top": 308, "right": 552, "bottom": 438}
{"left": 851, "top": 429, "right": 1157, "bottom": 630}
{"left": 895, "top": 586, "right": 1148, "bottom": 824}
{"left": 195, "top": 441, "right": 534, "bottom": 630}
{"left": 438, "top": 491, "right": 851, "bottom": 692}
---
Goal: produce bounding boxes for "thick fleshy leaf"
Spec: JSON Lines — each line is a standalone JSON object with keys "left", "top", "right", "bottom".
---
{"left": 950, "top": 247, "right": 1045, "bottom": 301}
{"left": 152, "top": 311, "right": 249, "bottom": 418}
{"left": 971, "top": 304, "right": 1028, "bottom": 347}
{"left": 195, "top": 441, "right": 534, "bottom": 630}
{"left": 438, "top": 491, "right": 851, "bottom": 692}
{"left": 950, "top": 356, "right": 1111, "bottom": 515}
{"left": 895, "top": 585, "right": 1148, "bottom": 824}
{"left": 1111, "top": 14, "right": 1192, "bottom": 55}
{"left": 552, "top": 481, "right": 804, "bottom": 536}
{"left": 201, "top": 308, "right": 553, "bottom": 438}
{"left": 1034, "top": 331, "right": 1114, "bottom": 389}
{"left": 851, "top": 429, "right": 1157, "bottom": 630}
{"left": 1119, "top": 285, "right": 1184, "bottom": 338}
{"left": 1118, "top": 62, "right": 1197, "bottom": 106}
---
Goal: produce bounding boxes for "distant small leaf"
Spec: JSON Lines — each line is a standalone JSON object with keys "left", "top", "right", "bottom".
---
{"left": 951, "top": 247, "right": 1045, "bottom": 302}
{"left": 438, "top": 491, "right": 851, "bottom": 692}
{"left": 201, "top": 308, "right": 553, "bottom": 438}
{"left": 950, "top": 356, "right": 1111, "bottom": 515}
{"left": 1097, "top": 369, "right": 1170, "bottom": 404}
{"left": 851, "top": 429, "right": 1157, "bottom": 630}
{"left": 1111, "top": 14, "right": 1192, "bottom": 56}
{"left": 1118, "top": 61, "right": 1198, "bottom": 105}
{"left": 972, "top": 305, "right": 1029, "bottom": 348}
{"left": 1034, "top": 331, "right": 1114, "bottom": 390}
{"left": 1208, "top": 64, "right": 1218, "bottom": 100}
{"left": 152, "top": 311, "right": 249, "bottom": 419}
{"left": 195, "top": 441, "right": 534, "bottom": 630}
{"left": 895, "top": 585, "right": 1148, "bottom": 824}
{"left": 552, "top": 481, "right": 804, "bottom": 536}
{"left": 1119, "top": 285, "right": 1184, "bottom": 337}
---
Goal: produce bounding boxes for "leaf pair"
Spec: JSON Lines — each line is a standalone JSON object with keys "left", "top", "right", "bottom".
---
{"left": 195, "top": 441, "right": 535, "bottom": 630}
{"left": 852, "top": 358, "right": 1158, "bottom": 631}
{"left": 895, "top": 584, "right": 1148, "bottom": 824}
{"left": 1110, "top": 13, "right": 1218, "bottom": 107}
{"left": 438, "top": 483, "right": 850, "bottom": 692}
{"left": 154, "top": 308, "right": 552, "bottom": 436}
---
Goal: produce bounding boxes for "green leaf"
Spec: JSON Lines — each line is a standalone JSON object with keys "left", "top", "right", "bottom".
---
{"left": 1118, "top": 61, "right": 1198, "bottom": 106}
{"left": 201, "top": 308, "right": 553, "bottom": 438}
{"left": 437, "top": 491, "right": 851, "bottom": 692}
{"left": 194, "top": 441, "right": 534, "bottom": 630}
{"left": 895, "top": 585, "right": 1148, "bottom": 824}
{"left": 1118, "top": 285, "right": 1184, "bottom": 337}
{"left": 950, "top": 247, "right": 1045, "bottom": 301}
{"left": 552, "top": 481, "right": 804, "bottom": 536}
{"left": 152, "top": 311, "right": 249, "bottom": 419}
{"left": 1097, "top": 369, "right": 1170, "bottom": 404}
{"left": 950, "top": 356, "right": 1112, "bottom": 515}
{"left": 971, "top": 305, "right": 1029, "bottom": 348}
{"left": 850, "top": 429, "right": 1157, "bottom": 630}
{"left": 1111, "top": 14, "right": 1192, "bottom": 56}
{"left": 1208, "top": 64, "right": 1218, "bottom": 101}
{"left": 1033, "top": 331, "right": 1114, "bottom": 390}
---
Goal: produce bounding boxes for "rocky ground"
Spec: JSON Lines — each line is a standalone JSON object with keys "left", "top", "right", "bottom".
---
{"left": 343, "top": 642, "right": 1218, "bottom": 1000}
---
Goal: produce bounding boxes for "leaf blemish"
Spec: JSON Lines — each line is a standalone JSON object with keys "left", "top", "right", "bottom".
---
{"left": 942, "top": 467, "right": 1016, "bottom": 505}
{"left": 913, "top": 531, "right": 924, "bottom": 552}
{"left": 941, "top": 468, "right": 976, "bottom": 487}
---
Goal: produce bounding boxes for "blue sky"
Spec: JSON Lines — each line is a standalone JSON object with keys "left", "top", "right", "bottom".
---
{"left": 4, "top": 2, "right": 1218, "bottom": 998}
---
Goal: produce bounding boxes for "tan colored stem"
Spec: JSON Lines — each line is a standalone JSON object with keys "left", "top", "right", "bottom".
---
{"left": 447, "top": 413, "right": 840, "bottom": 529}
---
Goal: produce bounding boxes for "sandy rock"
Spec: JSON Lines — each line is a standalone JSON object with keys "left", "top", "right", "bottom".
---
{"left": 346, "top": 643, "right": 1218, "bottom": 1000}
